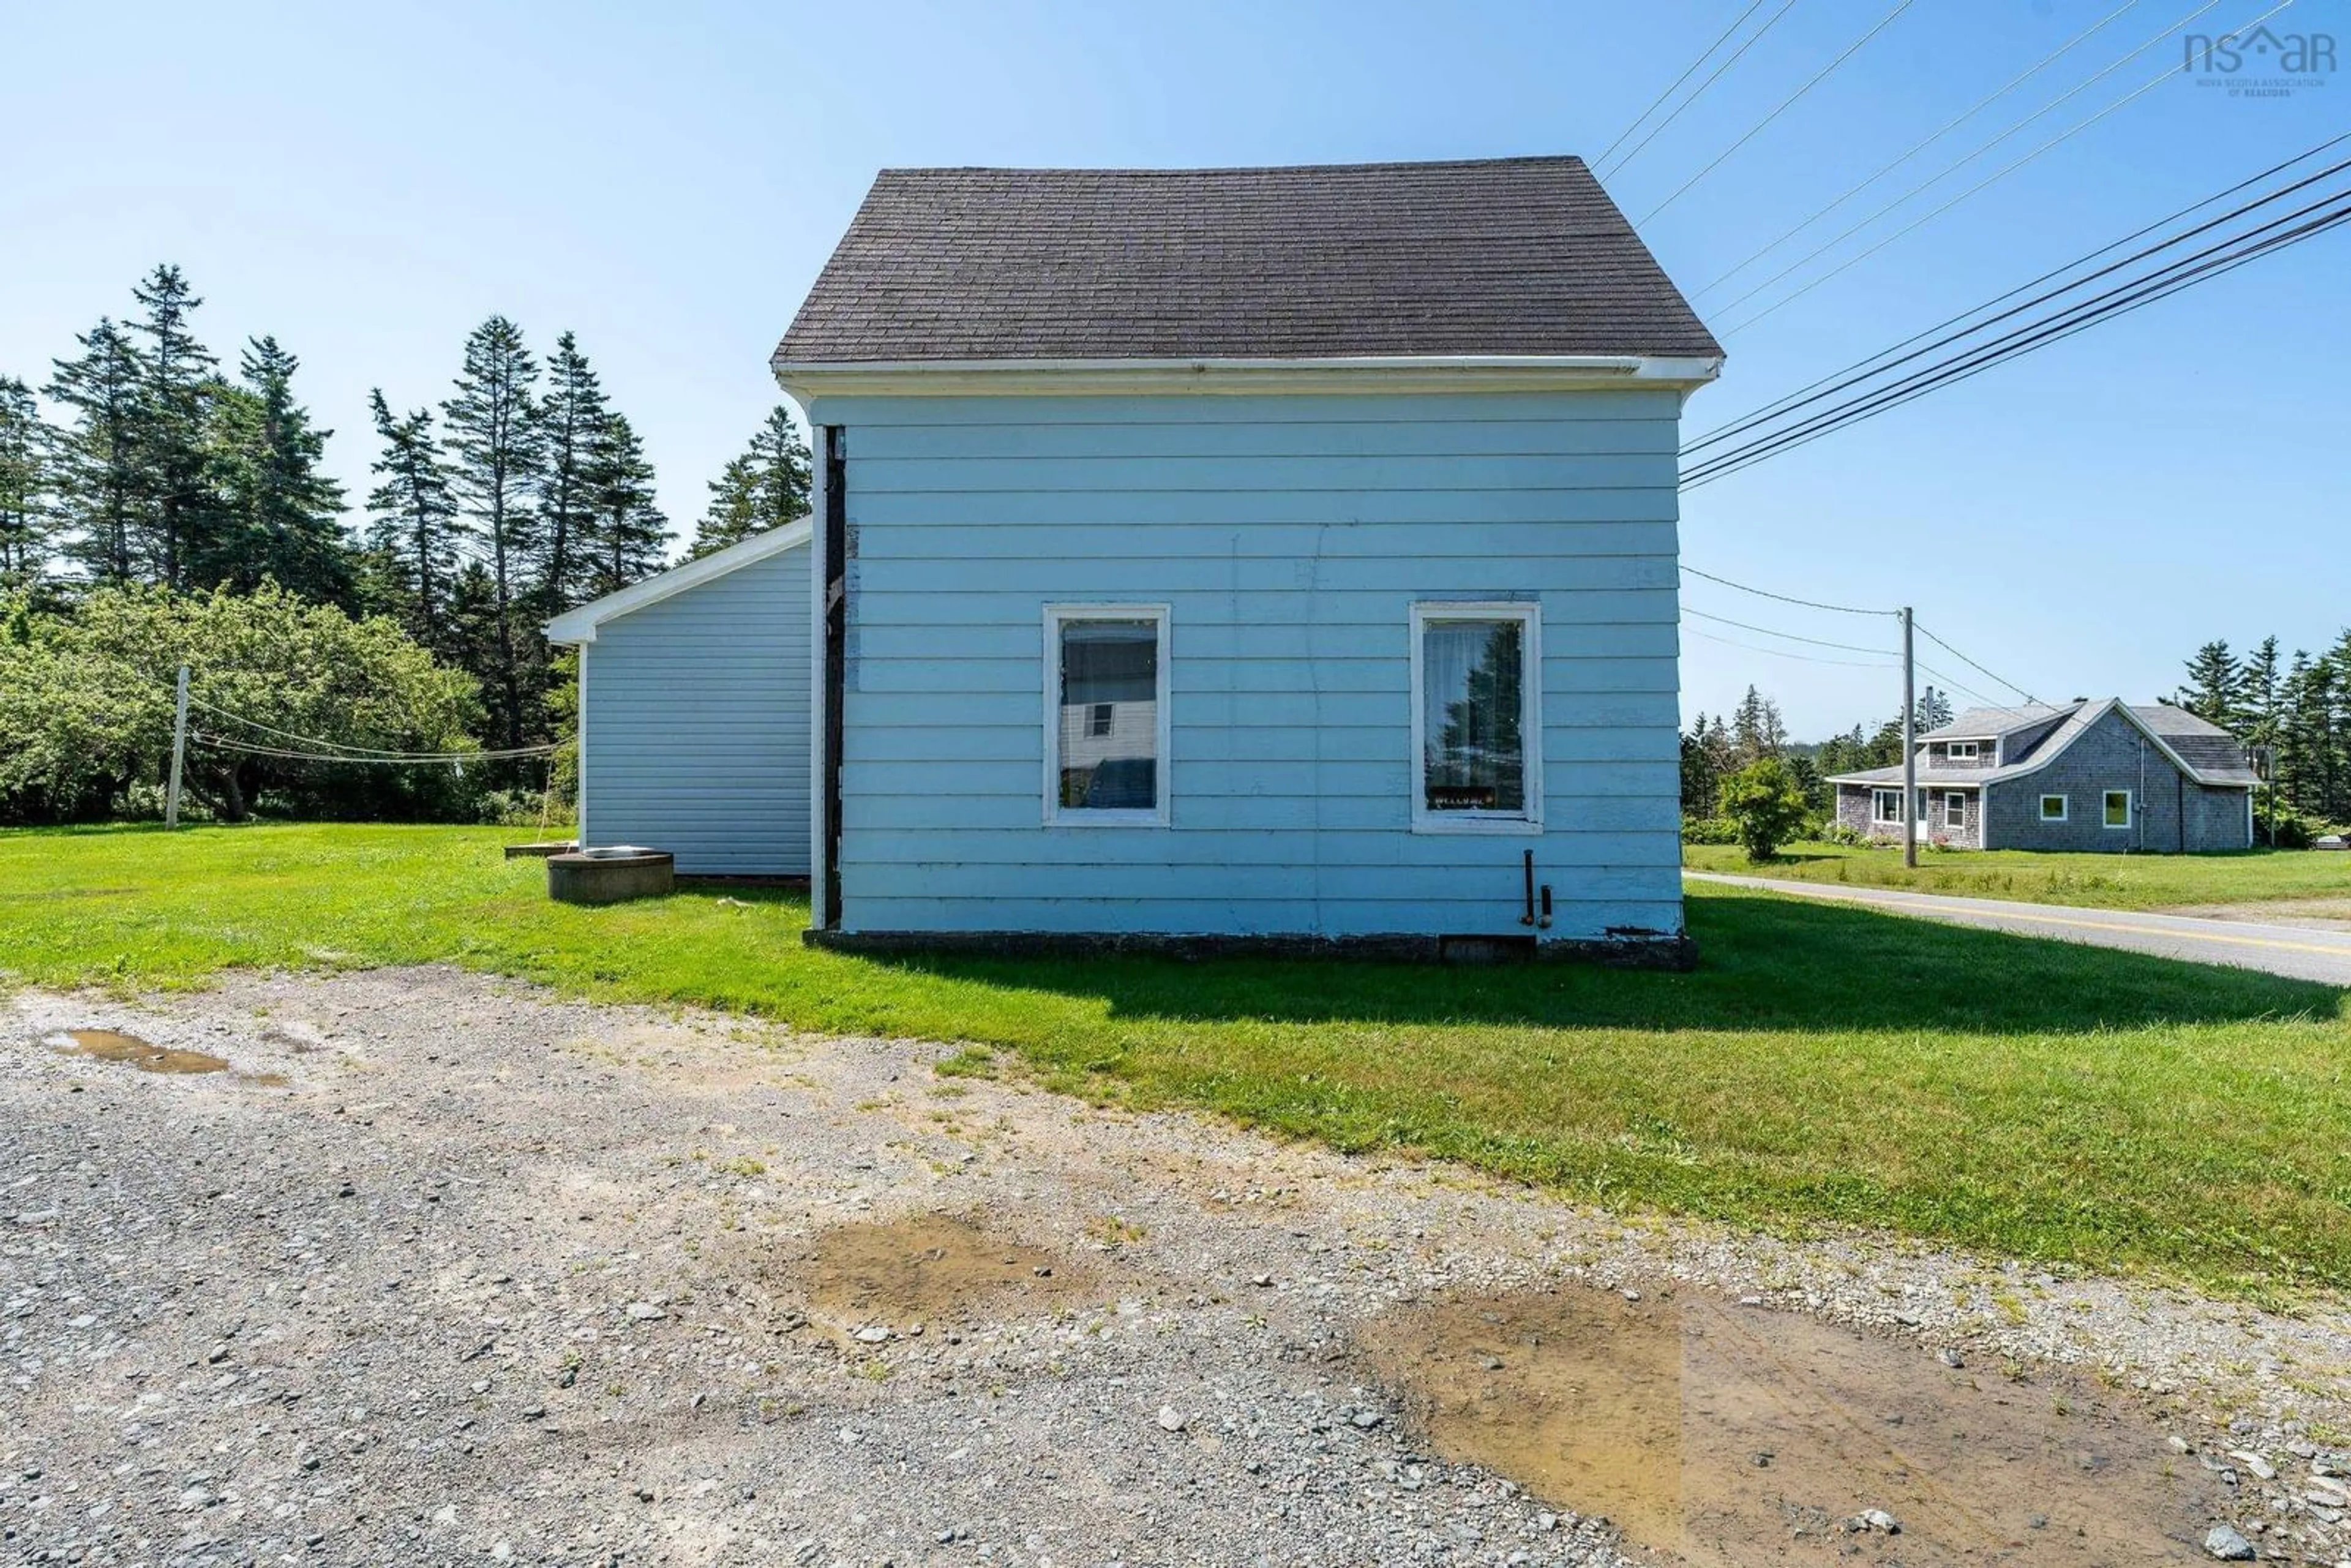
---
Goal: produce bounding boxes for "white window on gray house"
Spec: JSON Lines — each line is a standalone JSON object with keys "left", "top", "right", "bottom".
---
{"left": 1944, "top": 793, "right": 1965, "bottom": 828}
{"left": 1872, "top": 788, "right": 1905, "bottom": 825}
{"left": 1411, "top": 602, "right": 1542, "bottom": 831}
{"left": 2040, "top": 793, "right": 2068, "bottom": 822}
{"left": 2104, "top": 789, "right": 2132, "bottom": 828}
{"left": 1948, "top": 741, "right": 1979, "bottom": 760}
{"left": 1043, "top": 604, "right": 1169, "bottom": 825}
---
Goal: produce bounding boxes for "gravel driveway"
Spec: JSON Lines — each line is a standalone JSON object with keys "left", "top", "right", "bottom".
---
{"left": 6, "top": 968, "right": 2349, "bottom": 1567}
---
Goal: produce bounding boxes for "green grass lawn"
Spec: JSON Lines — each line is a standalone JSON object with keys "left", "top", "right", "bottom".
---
{"left": 1685, "top": 839, "right": 2351, "bottom": 911}
{"left": 8, "top": 822, "right": 2351, "bottom": 1296}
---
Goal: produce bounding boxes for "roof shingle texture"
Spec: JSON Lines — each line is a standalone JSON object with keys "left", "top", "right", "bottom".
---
{"left": 774, "top": 157, "right": 1720, "bottom": 365}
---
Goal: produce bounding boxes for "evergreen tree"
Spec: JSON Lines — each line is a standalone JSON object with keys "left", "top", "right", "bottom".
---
{"left": 362, "top": 390, "right": 465, "bottom": 653}
{"left": 1681, "top": 712, "right": 1717, "bottom": 816}
{"left": 2177, "top": 639, "right": 2244, "bottom": 727}
{"left": 584, "top": 411, "right": 667, "bottom": 595}
{"left": 533, "top": 331, "right": 609, "bottom": 610}
{"left": 1913, "top": 685, "right": 1954, "bottom": 732}
{"left": 46, "top": 318, "right": 147, "bottom": 582}
{"left": 440, "top": 317, "right": 543, "bottom": 748}
{"left": 2282, "top": 652, "right": 2339, "bottom": 823}
{"left": 1729, "top": 686, "right": 1785, "bottom": 762}
{"left": 208, "top": 337, "right": 352, "bottom": 602}
{"left": 0, "top": 377, "right": 53, "bottom": 582}
{"left": 126, "top": 264, "right": 223, "bottom": 588}
{"left": 689, "top": 406, "right": 811, "bottom": 558}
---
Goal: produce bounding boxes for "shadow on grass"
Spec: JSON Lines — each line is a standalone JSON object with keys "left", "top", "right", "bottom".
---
{"left": 855, "top": 891, "right": 2345, "bottom": 1037}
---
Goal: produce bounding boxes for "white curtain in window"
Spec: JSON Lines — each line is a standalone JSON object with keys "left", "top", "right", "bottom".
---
{"left": 1421, "top": 619, "right": 1524, "bottom": 812}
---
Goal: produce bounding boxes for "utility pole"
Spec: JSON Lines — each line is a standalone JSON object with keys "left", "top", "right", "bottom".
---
{"left": 1901, "top": 607, "right": 1917, "bottom": 870}
{"left": 166, "top": 664, "right": 189, "bottom": 830}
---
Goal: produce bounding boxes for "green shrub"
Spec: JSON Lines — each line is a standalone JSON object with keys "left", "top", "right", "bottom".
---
{"left": 1681, "top": 814, "right": 1740, "bottom": 846}
{"left": 1719, "top": 757, "right": 1812, "bottom": 863}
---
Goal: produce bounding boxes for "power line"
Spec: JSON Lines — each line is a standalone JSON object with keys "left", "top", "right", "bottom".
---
{"left": 1685, "top": 135, "right": 2351, "bottom": 456}
{"left": 1719, "top": 0, "right": 2288, "bottom": 334}
{"left": 1636, "top": 0, "right": 1918, "bottom": 225}
{"left": 1597, "top": 0, "right": 1803, "bottom": 179}
{"left": 193, "top": 733, "right": 555, "bottom": 765}
{"left": 1682, "top": 189, "right": 2351, "bottom": 483}
{"left": 1912, "top": 659, "right": 2008, "bottom": 712}
{"left": 1915, "top": 623, "right": 2042, "bottom": 707}
{"left": 1683, "top": 604, "right": 1897, "bottom": 655}
{"left": 1678, "top": 563, "right": 1897, "bottom": 617}
{"left": 1687, "top": 176, "right": 2351, "bottom": 479}
{"left": 1695, "top": 0, "right": 2143, "bottom": 296}
{"left": 186, "top": 692, "right": 553, "bottom": 762}
{"left": 1594, "top": 0, "right": 1776, "bottom": 171}
{"left": 1682, "top": 626, "right": 1898, "bottom": 669}
{"left": 1712, "top": 0, "right": 2232, "bottom": 326}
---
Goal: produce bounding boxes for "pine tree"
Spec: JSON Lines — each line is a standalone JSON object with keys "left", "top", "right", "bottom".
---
{"left": 126, "top": 264, "right": 223, "bottom": 588}
{"left": 2177, "top": 640, "right": 2244, "bottom": 727}
{"left": 2282, "top": 652, "right": 2339, "bottom": 823}
{"left": 362, "top": 390, "right": 465, "bottom": 653}
{"left": 0, "top": 377, "right": 53, "bottom": 582}
{"left": 1731, "top": 686, "right": 1788, "bottom": 762}
{"left": 1681, "top": 713, "right": 1725, "bottom": 816}
{"left": 440, "top": 317, "right": 543, "bottom": 748}
{"left": 689, "top": 406, "right": 811, "bottom": 558}
{"left": 208, "top": 337, "right": 352, "bottom": 602}
{"left": 45, "top": 318, "right": 146, "bottom": 582}
{"left": 584, "top": 411, "right": 667, "bottom": 595}
{"left": 1913, "top": 685, "right": 1954, "bottom": 732}
{"left": 2243, "top": 637, "right": 2282, "bottom": 737}
{"left": 533, "top": 331, "right": 609, "bottom": 611}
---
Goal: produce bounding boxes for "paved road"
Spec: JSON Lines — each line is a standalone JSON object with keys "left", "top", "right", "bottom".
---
{"left": 1689, "top": 871, "right": 2351, "bottom": 987}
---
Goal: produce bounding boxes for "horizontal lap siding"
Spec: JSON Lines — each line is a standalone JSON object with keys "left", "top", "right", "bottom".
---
{"left": 817, "top": 389, "right": 1685, "bottom": 939}
{"left": 582, "top": 546, "right": 811, "bottom": 874}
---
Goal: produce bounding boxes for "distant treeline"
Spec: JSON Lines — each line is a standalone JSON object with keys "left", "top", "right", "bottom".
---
{"left": 0, "top": 264, "right": 812, "bottom": 822}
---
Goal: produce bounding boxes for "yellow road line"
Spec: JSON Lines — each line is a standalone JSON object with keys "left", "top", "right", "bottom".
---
{"left": 1698, "top": 877, "right": 2351, "bottom": 959}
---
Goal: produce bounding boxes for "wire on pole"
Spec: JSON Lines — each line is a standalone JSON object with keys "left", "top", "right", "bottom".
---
{"left": 1678, "top": 563, "right": 1898, "bottom": 617}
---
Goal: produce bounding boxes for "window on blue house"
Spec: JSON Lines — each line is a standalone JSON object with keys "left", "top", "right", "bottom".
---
{"left": 1412, "top": 602, "right": 1542, "bottom": 831}
{"left": 1044, "top": 605, "right": 1169, "bottom": 825}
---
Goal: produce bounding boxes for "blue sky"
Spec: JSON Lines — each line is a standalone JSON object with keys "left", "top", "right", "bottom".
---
{"left": 2, "top": 0, "right": 2342, "bottom": 735}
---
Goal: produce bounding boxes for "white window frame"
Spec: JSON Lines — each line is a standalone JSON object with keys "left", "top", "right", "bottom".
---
{"left": 2040, "top": 793, "right": 2069, "bottom": 823}
{"left": 1041, "top": 602, "right": 1171, "bottom": 828}
{"left": 1871, "top": 787, "right": 1905, "bottom": 825}
{"left": 1409, "top": 601, "right": 1543, "bottom": 835}
{"left": 1947, "top": 741, "right": 1979, "bottom": 760}
{"left": 1944, "top": 792, "right": 1965, "bottom": 828}
{"left": 2102, "top": 789, "right": 2132, "bottom": 830}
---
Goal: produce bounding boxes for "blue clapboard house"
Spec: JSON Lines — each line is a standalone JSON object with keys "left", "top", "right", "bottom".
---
{"left": 568, "top": 156, "right": 1722, "bottom": 959}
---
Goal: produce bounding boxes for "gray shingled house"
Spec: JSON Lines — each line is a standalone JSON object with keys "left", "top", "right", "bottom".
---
{"left": 1829, "top": 700, "right": 2257, "bottom": 852}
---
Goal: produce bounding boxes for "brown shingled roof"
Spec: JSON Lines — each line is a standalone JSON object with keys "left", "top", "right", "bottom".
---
{"left": 773, "top": 157, "right": 1720, "bottom": 365}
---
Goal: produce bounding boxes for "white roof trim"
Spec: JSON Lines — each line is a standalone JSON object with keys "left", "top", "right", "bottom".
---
{"left": 773, "top": 353, "right": 1723, "bottom": 400}
{"left": 545, "top": 520, "right": 812, "bottom": 645}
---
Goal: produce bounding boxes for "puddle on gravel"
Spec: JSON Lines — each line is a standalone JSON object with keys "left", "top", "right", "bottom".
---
{"left": 1359, "top": 1286, "right": 2221, "bottom": 1564}
{"left": 56, "top": 1028, "right": 231, "bottom": 1075}
{"left": 51, "top": 1028, "right": 288, "bottom": 1086}
{"left": 793, "top": 1212, "right": 1095, "bottom": 1327}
